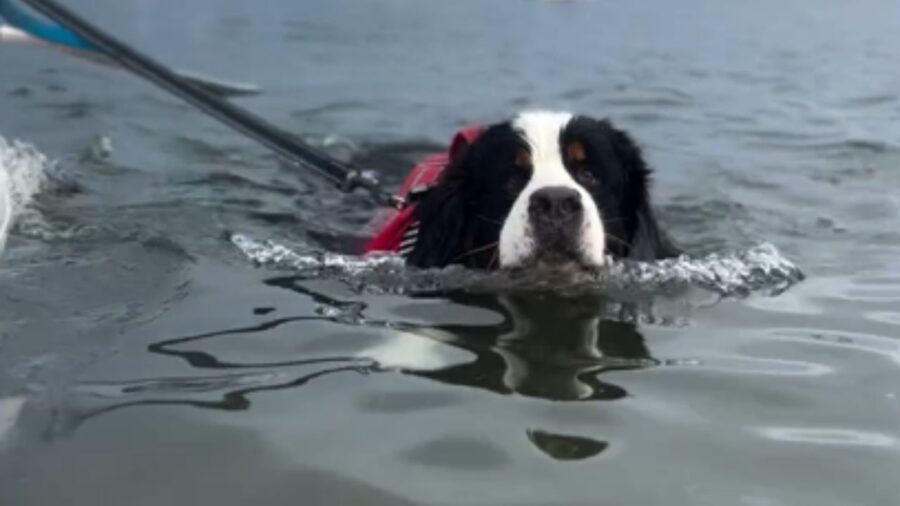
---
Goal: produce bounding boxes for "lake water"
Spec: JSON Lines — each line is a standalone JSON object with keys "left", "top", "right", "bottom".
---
{"left": 2, "top": 0, "right": 900, "bottom": 504}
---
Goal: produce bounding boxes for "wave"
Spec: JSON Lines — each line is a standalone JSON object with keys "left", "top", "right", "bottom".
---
{"left": 0, "top": 136, "right": 50, "bottom": 255}
{"left": 231, "top": 234, "right": 803, "bottom": 298}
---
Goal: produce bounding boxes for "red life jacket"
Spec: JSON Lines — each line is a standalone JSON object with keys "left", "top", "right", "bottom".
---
{"left": 363, "top": 126, "right": 482, "bottom": 255}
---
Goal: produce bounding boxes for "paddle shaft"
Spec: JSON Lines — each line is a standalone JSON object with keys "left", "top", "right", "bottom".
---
{"left": 15, "top": 0, "right": 393, "bottom": 203}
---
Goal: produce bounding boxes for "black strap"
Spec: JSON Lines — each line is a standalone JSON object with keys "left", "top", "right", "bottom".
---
{"left": 19, "top": 0, "right": 396, "bottom": 205}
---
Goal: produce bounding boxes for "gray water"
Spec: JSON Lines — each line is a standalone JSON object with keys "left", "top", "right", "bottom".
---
{"left": 2, "top": 0, "right": 900, "bottom": 504}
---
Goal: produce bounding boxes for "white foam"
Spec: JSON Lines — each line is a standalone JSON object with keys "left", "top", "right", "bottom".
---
{"left": 0, "top": 396, "right": 26, "bottom": 447}
{"left": 231, "top": 234, "right": 405, "bottom": 274}
{"left": 605, "top": 243, "right": 805, "bottom": 297}
{"left": 0, "top": 136, "right": 49, "bottom": 255}
{"left": 231, "top": 233, "right": 804, "bottom": 298}
{"left": 0, "top": 165, "right": 9, "bottom": 252}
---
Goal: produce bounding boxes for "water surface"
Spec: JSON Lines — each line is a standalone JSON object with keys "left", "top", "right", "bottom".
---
{"left": 2, "top": 0, "right": 900, "bottom": 505}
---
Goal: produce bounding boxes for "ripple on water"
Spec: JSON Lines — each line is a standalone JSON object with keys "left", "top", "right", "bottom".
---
{"left": 772, "top": 328, "right": 900, "bottom": 366}
{"left": 664, "top": 354, "right": 833, "bottom": 378}
{"left": 866, "top": 311, "right": 900, "bottom": 327}
{"left": 754, "top": 427, "right": 899, "bottom": 449}
{"left": 230, "top": 233, "right": 804, "bottom": 298}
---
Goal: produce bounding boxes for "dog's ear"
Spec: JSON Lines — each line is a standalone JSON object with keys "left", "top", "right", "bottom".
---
{"left": 608, "top": 124, "right": 681, "bottom": 260}
{"left": 630, "top": 205, "right": 681, "bottom": 260}
{"left": 405, "top": 147, "right": 473, "bottom": 268}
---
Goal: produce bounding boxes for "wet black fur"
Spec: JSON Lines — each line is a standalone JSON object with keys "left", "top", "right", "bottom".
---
{"left": 406, "top": 116, "right": 679, "bottom": 269}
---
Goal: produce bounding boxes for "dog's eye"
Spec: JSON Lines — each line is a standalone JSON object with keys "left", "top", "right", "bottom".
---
{"left": 506, "top": 173, "right": 529, "bottom": 197}
{"left": 574, "top": 167, "right": 598, "bottom": 186}
{"left": 514, "top": 149, "right": 533, "bottom": 170}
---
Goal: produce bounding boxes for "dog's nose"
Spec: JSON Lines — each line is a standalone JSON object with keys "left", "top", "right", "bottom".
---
{"left": 529, "top": 186, "right": 583, "bottom": 224}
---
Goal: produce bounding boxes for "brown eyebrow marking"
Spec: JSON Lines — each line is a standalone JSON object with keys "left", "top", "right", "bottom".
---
{"left": 565, "top": 140, "right": 586, "bottom": 164}
{"left": 515, "top": 148, "right": 533, "bottom": 169}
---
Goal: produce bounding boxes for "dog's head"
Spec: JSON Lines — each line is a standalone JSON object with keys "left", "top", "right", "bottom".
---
{"left": 406, "top": 111, "right": 678, "bottom": 269}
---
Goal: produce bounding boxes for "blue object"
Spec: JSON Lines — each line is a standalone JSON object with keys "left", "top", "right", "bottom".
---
{"left": 2, "top": 0, "right": 262, "bottom": 98}
{"left": 0, "top": 0, "right": 94, "bottom": 51}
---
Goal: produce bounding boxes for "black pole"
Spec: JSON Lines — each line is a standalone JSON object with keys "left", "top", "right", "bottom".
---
{"left": 18, "top": 0, "right": 395, "bottom": 205}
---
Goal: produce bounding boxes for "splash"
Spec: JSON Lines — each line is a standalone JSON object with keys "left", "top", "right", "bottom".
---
{"left": 231, "top": 234, "right": 804, "bottom": 297}
{"left": 605, "top": 243, "right": 804, "bottom": 297}
{"left": 232, "top": 234, "right": 405, "bottom": 274}
{"left": 0, "top": 136, "right": 49, "bottom": 254}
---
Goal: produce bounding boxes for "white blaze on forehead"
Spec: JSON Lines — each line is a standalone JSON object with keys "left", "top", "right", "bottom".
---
{"left": 512, "top": 111, "right": 573, "bottom": 170}
{"left": 498, "top": 110, "right": 607, "bottom": 268}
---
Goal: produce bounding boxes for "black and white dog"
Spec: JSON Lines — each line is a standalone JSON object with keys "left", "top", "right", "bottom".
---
{"left": 406, "top": 111, "right": 679, "bottom": 269}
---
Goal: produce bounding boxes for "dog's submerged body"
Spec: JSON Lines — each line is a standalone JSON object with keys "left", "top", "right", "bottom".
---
{"left": 387, "top": 111, "right": 679, "bottom": 269}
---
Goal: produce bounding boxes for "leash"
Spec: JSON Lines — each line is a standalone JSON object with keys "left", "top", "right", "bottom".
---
{"left": 1, "top": 0, "right": 398, "bottom": 206}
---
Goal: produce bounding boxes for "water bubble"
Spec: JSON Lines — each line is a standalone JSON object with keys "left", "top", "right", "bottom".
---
{"left": 231, "top": 233, "right": 804, "bottom": 298}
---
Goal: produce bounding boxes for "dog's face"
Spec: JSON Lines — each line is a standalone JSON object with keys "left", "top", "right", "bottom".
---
{"left": 406, "top": 111, "right": 677, "bottom": 269}
{"left": 500, "top": 111, "right": 608, "bottom": 268}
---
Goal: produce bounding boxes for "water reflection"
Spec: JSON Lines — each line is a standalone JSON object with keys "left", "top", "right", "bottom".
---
{"left": 404, "top": 291, "right": 658, "bottom": 401}
{"left": 526, "top": 429, "right": 609, "bottom": 461}
{"left": 66, "top": 276, "right": 661, "bottom": 432}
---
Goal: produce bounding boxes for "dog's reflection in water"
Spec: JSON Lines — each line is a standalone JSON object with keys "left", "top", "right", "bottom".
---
{"left": 64, "top": 281, "right": 654, "bottom": 461}
{"left": 363, "top": 291, "right": 656, "bottom": 460}
{"left": 367, "top": 291, "right": 656, "bottom": 402}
